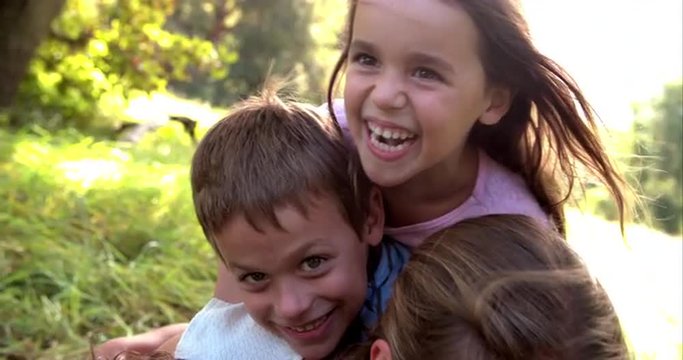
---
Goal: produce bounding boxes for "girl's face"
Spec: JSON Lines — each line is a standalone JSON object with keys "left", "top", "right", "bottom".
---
{"left": 344, "top": 0, "right": 510, "bottom": 188}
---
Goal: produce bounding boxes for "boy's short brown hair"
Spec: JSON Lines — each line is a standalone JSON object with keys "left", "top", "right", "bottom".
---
{"left": 191, "top": 89, "right": 372, "bottom": 258}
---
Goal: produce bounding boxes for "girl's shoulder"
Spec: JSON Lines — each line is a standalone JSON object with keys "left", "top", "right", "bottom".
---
{"left": 473, "top": 151, "right": 548, "bottom": 222}
{"left": 318, "top": 99, "right": 347, "bottom": 127}
{"left": 384, "top": 151, "right": 551, "bottom": 247}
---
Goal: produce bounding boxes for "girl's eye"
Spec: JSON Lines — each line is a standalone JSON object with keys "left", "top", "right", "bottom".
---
{"left": 352, "top": 53, "right": 378, "bottom": 67}
{"left": 240, "top": 272, "right": 268, "bottom": 284}
{"left": 413, "top": 67, "right": 442, "bottom": 81}
{"left": 301, "top": 256, "right": 327, "bottom": 272}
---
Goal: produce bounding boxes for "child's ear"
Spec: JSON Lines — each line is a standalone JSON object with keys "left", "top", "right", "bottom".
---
{"left": 479, "top": 85, "right": 512, "bottom": 126}
{"left": 363, "top": 186, "right": 384, "bottom": 246}
{"left": 370, "top": 339, "right": 392, "bottom": 360}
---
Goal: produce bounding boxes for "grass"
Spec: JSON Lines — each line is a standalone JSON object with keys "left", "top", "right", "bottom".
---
{"left": 1, "top": 126, "right": 216, "bottom": 359}
{"left": 1, "top": 96, "right": 680, "bottom": 358}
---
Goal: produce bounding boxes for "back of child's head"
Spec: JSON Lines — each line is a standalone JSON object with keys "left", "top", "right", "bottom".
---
{"left": 345, "top": 215, "right": 628, "bottom": 360}
{"left": 328, "top": 0, "right": 632, "bottom": 234}
{"left": 191, "top": 86, "right": 372, "bottom": 255}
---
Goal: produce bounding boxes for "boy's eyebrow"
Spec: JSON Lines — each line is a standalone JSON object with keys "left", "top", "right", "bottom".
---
{"left": 227, "top": 239, "right": 327, "bottom": 272}
{"left": 227, "top": 262, "right": 258, "bottom": 273}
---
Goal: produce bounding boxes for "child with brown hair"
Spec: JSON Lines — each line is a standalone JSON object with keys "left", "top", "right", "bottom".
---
{"left": 135, "top": 88, "right": 409, "bottom": 360}
{"left": 328, "top": 0, "right": 632, "bottom": 240}
{"left": 345, "top": 215, "right": 629, "bottom": 360}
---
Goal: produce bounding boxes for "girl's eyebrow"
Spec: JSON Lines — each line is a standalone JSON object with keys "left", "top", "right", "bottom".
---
{"left": 349, "top": 39, "right": 454, "bottom": 74}
{"left": 348, "top": 39, "right": 375, "bottom": 53}
{"left": 406, "top": 52, "right": 454, "bottom": 74}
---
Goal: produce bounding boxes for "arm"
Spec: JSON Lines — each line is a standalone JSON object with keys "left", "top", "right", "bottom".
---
{"left": 93, "top": 323, "right": 188, "bottom": 358}
{"left": 156, "top": 332, "right": 183, "bottom": 355}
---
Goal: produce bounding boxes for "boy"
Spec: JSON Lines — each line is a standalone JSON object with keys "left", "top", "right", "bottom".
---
{"left": 99, "top": 89, "right": 409, "bottom": 359}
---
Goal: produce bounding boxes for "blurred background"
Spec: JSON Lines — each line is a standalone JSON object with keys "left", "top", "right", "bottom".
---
{"left": 1, "top": 0, "right": 680, "bottom": 358}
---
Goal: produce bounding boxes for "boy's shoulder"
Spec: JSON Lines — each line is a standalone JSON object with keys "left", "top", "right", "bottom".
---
{"left": 176, "top": 298, "right": 301, "bottom": 360}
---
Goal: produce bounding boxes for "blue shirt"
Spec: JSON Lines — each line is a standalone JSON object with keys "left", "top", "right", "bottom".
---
{"left": 360, "top": 236, "right": 411, "bottom": 329}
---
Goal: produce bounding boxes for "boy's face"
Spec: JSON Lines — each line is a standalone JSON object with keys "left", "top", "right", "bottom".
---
{"left": 215, "top": 192, "right": 383, "bottom": 359}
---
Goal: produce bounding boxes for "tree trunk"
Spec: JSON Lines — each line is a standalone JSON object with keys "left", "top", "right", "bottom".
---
{"left": 0, "top": 0, "right": 65, "bottom": 109}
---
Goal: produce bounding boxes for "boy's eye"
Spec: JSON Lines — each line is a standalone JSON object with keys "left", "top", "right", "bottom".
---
{"left": 413, "top": 67, "right": 442, "bottom": 81}
{"left": 301, "top": 256, "right": 327, "bottom": 272}
{"left": 352, "top": 53, "right": 378, "bottom": 67}
{"left": 240, "top": 272, "right": 268, "bottom": 284}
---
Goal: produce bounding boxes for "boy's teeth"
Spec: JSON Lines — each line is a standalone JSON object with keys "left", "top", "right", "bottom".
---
{"left": 289, "top": 315, "right": 328, "bottom": 333}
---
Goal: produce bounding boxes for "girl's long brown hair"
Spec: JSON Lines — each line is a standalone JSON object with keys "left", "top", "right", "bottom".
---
{"left": 342, "top": 215, "right": 629, "bottom": 359}
{"left": 328, "top": 0, "right": 633, "bottom": 235}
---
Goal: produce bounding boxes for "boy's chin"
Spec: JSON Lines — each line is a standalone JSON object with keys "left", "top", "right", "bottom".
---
{"left": 282, "top": 326, "right": 344, "bottom": 360}
{"left": 298, "top": 347, "right": 331, "bottom": 360}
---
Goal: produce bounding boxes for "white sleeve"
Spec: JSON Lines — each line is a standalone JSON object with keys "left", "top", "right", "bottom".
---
{"left": 176, "top": 298, "right": 302, "bottom": 360}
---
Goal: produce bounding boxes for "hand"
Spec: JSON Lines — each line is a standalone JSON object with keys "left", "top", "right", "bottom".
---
{"left": 91, "top": 336, "right": 132, "bottom": 359}
{"left": 91, "top": 324, "right": 188, "bottom": 359}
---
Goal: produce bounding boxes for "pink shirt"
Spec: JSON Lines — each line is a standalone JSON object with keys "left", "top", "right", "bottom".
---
{"left": 324, "top": 99, "right": 549, "bottom": 248}
{"left": 384, "top": 151, "right": 548, "bottom": 247}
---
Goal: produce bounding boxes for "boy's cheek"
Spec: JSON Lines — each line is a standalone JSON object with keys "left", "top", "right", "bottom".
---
{"left": 325, "top": 264, "right": 368, "bottom": 308}
{"left": 240, "top": 295, "right": 271, "bottom": 325}
{"left": 214, "top": 264, "right": 244, "bottom": 303}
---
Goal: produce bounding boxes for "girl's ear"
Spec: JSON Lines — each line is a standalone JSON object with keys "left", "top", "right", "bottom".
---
{"left": 363, "top": 186, "right": 384, "bottom": 246}
{"left": 370, "top": 339, "right": 392, "bottom": 360}
{"left": 479, "top": 86, "right": 512, "bottom": 126}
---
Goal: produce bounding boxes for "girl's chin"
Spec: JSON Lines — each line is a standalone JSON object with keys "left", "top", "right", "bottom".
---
{"left": 364, "top": 167, "right": 412, "bottom": 189}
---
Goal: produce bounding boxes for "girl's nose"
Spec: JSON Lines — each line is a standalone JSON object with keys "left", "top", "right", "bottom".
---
{"left": 370, "top": 71, "right": 407, "bottom": 110}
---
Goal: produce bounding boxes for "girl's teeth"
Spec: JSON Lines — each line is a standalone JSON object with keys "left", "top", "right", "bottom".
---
{"left": 370, "top": 133, "right": 409, "bottom": 152}
{"left": 368, "top": 123, "right": 415, "bottom": 141}
{"left": 368, "top": 122, "right": 415, "bottom": 152}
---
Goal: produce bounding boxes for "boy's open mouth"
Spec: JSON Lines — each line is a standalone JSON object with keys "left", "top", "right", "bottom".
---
{"left": 285, "top": 309, "right": 334, "bottom": 334}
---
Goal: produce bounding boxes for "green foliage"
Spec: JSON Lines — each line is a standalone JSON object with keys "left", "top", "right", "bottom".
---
{"left": 579, "top": 81, "right": 683, "bottom": 235}
{"left": 170, "top": 0, "right": 345, "bottom": 105}
{"left": 11, "top": 0, "right": 346, "bottom": 129}
{"left": 631, "top": 81, "right": 683, "bottom": 234}
{"left": 227, "top": 0, "right": 322, "bottom": 102}
{"left": 13, "top": 0, "right": 234, "bottom": 129}
{"left": 0, "top": 127, "right": 215, "bottom": 359}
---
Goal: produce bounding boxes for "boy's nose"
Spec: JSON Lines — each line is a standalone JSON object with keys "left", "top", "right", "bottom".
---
{"left": 274, "top": 280, "right": 314, "bottom": 321}
{"left": 371, "top": 71, "right": 407, "bottom": 110}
